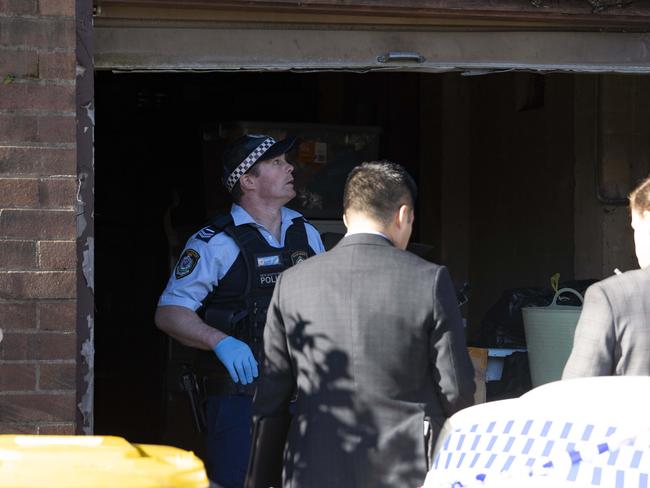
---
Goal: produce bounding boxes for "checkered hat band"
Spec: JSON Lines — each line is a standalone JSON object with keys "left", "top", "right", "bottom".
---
{"left": 225, "top": 137, "right": 276, "bottom": 191}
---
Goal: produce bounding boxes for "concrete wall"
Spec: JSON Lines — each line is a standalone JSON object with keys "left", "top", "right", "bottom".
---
{"left": 0, "top": 0, "right": 84, "bottom": 434}
{"left": 439, "top": 73, "right": 576, "bottom": 338}
{"left": 574, "top": 74, "right": 650, "bottom": 280}
{"left": 439, "top": 72, "right": 650, "bottom": 338}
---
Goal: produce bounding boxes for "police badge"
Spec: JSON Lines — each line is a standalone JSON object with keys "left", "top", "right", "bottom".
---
{"left": 290, "top": 250, "right": 308, "bottom": 265}
{"left": 175, "top": 249, "right": 200, "bottom": 279}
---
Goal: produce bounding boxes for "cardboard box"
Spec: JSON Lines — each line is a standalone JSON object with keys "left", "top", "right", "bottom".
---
{"left": 468, "top": 347, "right": 487, "bottom": 404}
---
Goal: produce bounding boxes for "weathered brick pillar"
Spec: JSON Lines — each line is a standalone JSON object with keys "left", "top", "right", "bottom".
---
{"left": 0, "top": 0, "right": 92, "bottom": 434}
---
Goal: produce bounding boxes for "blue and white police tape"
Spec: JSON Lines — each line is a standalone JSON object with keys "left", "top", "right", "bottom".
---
{"left": 423, "top": 419, "right": 650, "bottom": 488}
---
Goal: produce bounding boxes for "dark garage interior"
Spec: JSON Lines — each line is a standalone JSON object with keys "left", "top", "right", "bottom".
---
{"left": 93, "top": 69, "right": 645, "bottom": 456}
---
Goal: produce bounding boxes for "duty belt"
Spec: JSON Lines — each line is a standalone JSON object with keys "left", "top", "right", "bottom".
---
{"left": 202, "top": 376, "right": 256, "bottom": 397}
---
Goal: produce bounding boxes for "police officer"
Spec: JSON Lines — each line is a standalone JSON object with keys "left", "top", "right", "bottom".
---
{"left": 155, "top": 134, "right": 325, "bottom": 488}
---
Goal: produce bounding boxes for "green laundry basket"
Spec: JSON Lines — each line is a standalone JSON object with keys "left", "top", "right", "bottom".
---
{"left": 522, "top": 288, "right": 583, "bottom": 387}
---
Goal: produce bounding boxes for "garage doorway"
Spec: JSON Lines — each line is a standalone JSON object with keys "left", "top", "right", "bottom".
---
{"left": 94, "top": 69, "right": 612, "bottom": 455}
{"left": 94, "top": 70, "right": 430, "bottom": 451}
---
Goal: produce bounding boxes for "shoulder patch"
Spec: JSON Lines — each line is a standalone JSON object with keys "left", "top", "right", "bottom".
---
{"left": 291, "top": 250, "right": 308, "bottom": 265}
{"left": 175, "top": 249, "right": 200, "bottom": 279}
{"left": 196, "top": 226, "right": 218, "bottom": 243}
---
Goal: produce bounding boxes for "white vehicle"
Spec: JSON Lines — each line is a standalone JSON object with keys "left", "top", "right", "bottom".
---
{"left": 424, "top": 376, "right": 650, "bottom": 488}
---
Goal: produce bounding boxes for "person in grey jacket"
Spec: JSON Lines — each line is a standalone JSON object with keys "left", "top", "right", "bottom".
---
{"left": 249, "top": 161, "right": 475, "bottom": 488}
{"left": 563, "top": 175, "right": 650, "bottom": 378}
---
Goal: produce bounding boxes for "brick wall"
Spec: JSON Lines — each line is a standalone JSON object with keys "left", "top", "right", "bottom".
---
{"left": 0, "top": 0, "right": 79, "bottom": 434}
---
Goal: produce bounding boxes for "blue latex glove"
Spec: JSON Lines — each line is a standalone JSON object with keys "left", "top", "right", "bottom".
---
{"left": 213, "top": 336, "right": 259, "bottom": 385}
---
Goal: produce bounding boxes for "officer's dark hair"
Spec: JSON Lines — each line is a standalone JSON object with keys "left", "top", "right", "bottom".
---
{"left": 630, "top": 175, "right": 650, "bottom": 215}
{"left": 230, "top": 163, "right": 262, "bottom": 203}
{"left": 343, "top": 161, "right": 417, "bottom": 226}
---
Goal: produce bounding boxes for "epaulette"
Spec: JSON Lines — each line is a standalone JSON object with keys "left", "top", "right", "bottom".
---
{"left": 195, "top": 214, "right": 234, "bottom": 243}
{"left": 295, "top": 215, "right": 318, "bottom": 232}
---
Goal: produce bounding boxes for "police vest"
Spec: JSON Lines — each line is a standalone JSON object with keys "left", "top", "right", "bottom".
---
{"left": 195, "top": 213, "right": 314, "bottom": 380}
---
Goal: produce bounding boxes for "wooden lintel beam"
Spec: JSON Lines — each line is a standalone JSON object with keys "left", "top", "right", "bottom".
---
{"left": 94, "top": 0, "right": 650, "bottom": 28}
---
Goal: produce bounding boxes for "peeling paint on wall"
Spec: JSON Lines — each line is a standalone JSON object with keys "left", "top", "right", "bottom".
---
{"left": 76, "top": 0, "right": 95, "bottom": 435}
{"left": 78, "top": 313, "right": 95, "bottom": 435}
{"left": 76, "top": 173, "right": 87, "bottom": 237}
{"left": 82, "top": 237, "right": 94, "bottom": 293}
{"left": 82, "top": 101, "right": 95, "bottom": 125}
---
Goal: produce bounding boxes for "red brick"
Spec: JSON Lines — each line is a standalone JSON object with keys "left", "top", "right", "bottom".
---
{"left": 0, "top": 115, "right": 75, "bottom": 144}
{"left": 39, "top": 0, "right": 75, "bottom": 17}
{"left": 0, "top": 302, "right": 36, "bottom": 330}
{"left": 0, "top": 0, "right": 37, "bottom": 15}
{"left": 0, "top": 147, "right": 76, "bottom": 176}
{"left": 39, "top": 362, "right": 75, "bottom": 390}
{"left": 0, "top": 17, "right": 75, "bottom": 50}
{"left": 0, "top": 49, "right": 38, "bottom": 77}
{"left": 0, "top": 209, "right": 76, "bottom": 239}
{"left": 39, "top": 301, "right": 75, "bottom": 331}
{"left": 0, "top": 82, "right": 75, "bottom": 111}
{"left": 38, "top": 240, "right": 75, "bottom": 269}
{"left": 38, "top": 51, "right": 75, "bottom": 80}
{"left": 0, "top": 332, "right": 75, "bottom": 360}
{"left": 0, "top": 240, "right": 37, "bottom": 269}
{"left": 37, "top": 116, "right": 76, "bottom": 144}
{"left": 35, "top": 332, "right": 76, "bottom": 359}
{"left": 0, "top": 363, "right": 37, "bottom": 391}
{"left": 38, "top": 422, "right": 75, "bottom": 434}
{"left": 0, "top": 423, "right": 38, "bottom": 434}
{"left": 0, "top": 178, "right": 39, "bottom": 207}
{"left": 0, "top": 271, "right": 76, "bottom": 299}
{"left": 0, "top": 393, "right": 76, "bottom": 422}
{"left": 0, "top": 114, "right": 37, "bottom": 143}
{"left": 39, "top": 178, "right": 77, "bottom": 208}
{"left": 0, "top": 332, "right": 30, "bottom": 360}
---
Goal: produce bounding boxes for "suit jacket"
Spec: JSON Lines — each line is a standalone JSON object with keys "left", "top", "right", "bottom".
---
{"left": 251, "top": 233, "right": 475, "bottom": 488}
{"left": 563, "top": 267, "right": 650, "bottom": 378}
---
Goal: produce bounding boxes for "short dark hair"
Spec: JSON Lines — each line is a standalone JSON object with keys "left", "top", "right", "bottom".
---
{"left": 230, "top": 163, "right": 261, "bottom": 203}
{"left": 343, "top": 161, "right": 417, "bottom": 225}
{"left": 630, "top": 175, "right": 650, "bottom": 215}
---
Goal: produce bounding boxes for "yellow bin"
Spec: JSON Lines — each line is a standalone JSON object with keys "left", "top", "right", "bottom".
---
{"left": 522, "top": 287, "right": 583, "bottom": 387}
{"left": 0, "top": 435, "right": 209, "bottom": 488}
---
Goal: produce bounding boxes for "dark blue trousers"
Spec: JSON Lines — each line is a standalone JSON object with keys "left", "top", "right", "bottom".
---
{"left": 205, "top": 394, "right": 253, "bottom": 488}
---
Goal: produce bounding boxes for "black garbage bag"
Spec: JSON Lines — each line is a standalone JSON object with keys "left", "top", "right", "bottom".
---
{"left": 476, "top": 279, "right": 597, "bottom": 348}
{"left": 486, "top": 351, "right": 532, "bottom": 401}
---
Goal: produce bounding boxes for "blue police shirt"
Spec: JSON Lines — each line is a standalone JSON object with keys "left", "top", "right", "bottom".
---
{"left": 158, "top": 204, "right": 325, "bottom": 311}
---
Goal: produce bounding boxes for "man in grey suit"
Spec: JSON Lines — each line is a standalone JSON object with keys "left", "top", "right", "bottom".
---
{"left": 563, "top": 175, "right": 650, "bottom": 378}
{"left": 248, "top": 161, "right": 475, "bottom": 488}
